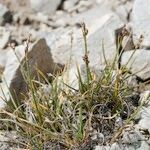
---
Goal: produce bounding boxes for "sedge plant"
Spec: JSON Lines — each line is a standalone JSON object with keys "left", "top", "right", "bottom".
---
{"left": 0, "top": 24, "right": 146, "bottom": 149}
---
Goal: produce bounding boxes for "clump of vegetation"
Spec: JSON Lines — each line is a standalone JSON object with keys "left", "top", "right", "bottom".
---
{"left": 0, "top": 23, "right": 140, "bottom": 149}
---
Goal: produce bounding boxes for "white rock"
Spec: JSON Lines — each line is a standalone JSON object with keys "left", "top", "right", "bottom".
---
{"left": 96, "top": 0, "right": 103, "bottom": 3}
{"left": 137, "top": 141, "right": 150, "bottom": 150}
{"left": 95, "top": 139, "right": 150, "bottom": 150}
{"left": 0, "top": 82, "right": 9, "bottom": 108}
{"left": 109, "top": 0, "right": 133, "bottom": 22}
{"left": 72, "top": 2, "right": 112, "bottom": 30}
{"left": 0, "top": 50, "right": 9, "bottom": 71}
{"left": 121, "top": 50, "right": 150, "bottom": 80}
{"left": 73, "top": 0, "right": 93, "bottom": 13}
{"left": 0, "top": 131, "right": 18, "bottom": 149}
{"left": 58, "top": 65, "right": 96, "bottom": 91}
{"left": 131, "top": 0, "right": 150, "bottom": 48}
{"left": 42, "top": 27, "right": 82, "bottom": 65}
{"left": 122, "top": 131, "right": 141, "bottom": 144}
{"left": 0, "top": 4, "right": 8, "bottom": 17}
{"left": 110, "top": 143, "right": 123, "bottom": 150}
{"left": 30, "top": 0, "right": 61, "bottom": 14}
{"left": 84, "top": 13, "right": 123, "bottom": 68}
{"left": 0, "top": 27, "right": 10, "bottom": 49}
{"left": 138, "top": 106, "right": 150, "bottom": 133}
{"left": 63, "top": 0, "right": 78, "bottom": 11}
{"left": 46, "top": 13, "right": 123, "bottom": 69}
{"left": 95, "top": 145, "right": 110, "bottom": 150}
{"left": 58, "top": 67, "right": 79, "bottom": 91}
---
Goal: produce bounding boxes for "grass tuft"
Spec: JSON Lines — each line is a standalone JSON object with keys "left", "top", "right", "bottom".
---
{"left": 0, "top": 24, "right": 145, "bottom": 149}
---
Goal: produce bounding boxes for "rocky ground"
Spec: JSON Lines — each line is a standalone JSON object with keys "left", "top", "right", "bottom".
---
{"left": 0, "top": 0, "right": 150, "bottom": 149}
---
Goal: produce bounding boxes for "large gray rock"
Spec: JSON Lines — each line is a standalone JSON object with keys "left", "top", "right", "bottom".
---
{"left": 29, "top": 0, "right": 62, "bottom": 14}
{"left": 0, "top": 27, "right": 10, "bottom": 49}
{"left": 79, "top": 13, "right": 123, "bottom": 68}
{"left": 72, "top": 0, "right": 131, "bottom": 26}
{"left": 63, "top": 0, "right": 79, "bottom": 11}
{"left": 0, "top": 50, "right": 8, "bottom": 72}
{"left": 41, "top": 27, "right": 81, "bottom": 65}
{"left": 71, "top": 2, "right": 112, "bottom": 29}
{"left": 138, "top": 105, "right": 150, "bottom": 133}
{"left": 137, "top": 141, "right": 150, "bottom": 150}
{"left": 109, "top": 0, "right": 133, "bottom": 22}
{"left": 63, "top": 0, "right": 94, "bottom": 13}
{"left": 44, "top": 13, "right": 123, "bottom": 69}
{"left": 28, "top": 2, "right": 123, "bottom": 68}
{"left": 121, "top": 50, "right": 150, "bottom": 80}
{"left": 131, "top": 0, "right": 150, "bottom": 48}
{"left": 0, "top": 38, "right": 61, "bottom": 108}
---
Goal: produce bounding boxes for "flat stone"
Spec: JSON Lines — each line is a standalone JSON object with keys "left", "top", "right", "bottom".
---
{"left": 41, "top": 27, "right": 82, "bottom": 65}
{"left": 122, "top": 130, "right": 141, "bottom": 146}
{"left": 121, "top": 50, "right": 150, "bottom": 80}
{"left": 137, "top": 141, "right": 150, "bottom": 150}
{"left": 0, "top": 27, "right": 10, "bottom": 49}
{"left": 0, "top": 49, "right": 8, "bottom": 71}
{"left": 131, "top": 0, "right": 150, "bottom": 48}
{"left": 110, "top": 143, "right": 124, "bottom": 150}
{"left": 71, "top": 2, "right": 112, "bottom": 30}
{"left": 109, "top": 0, "right": 133, "bottom": 22}
{"left": 138, "top": 106, "right": 150, "bottom": 133}
{"left": 95, "top": 145, "right": 110, "bottom": 150}
{"left": 29, "top": 0, "right": 62, "bottom": 14}
{"left": 83, "top": 13, "right": 123, "bottom": 68}
{"left": 63, "top": 0, "right": 78, "bottom": 11}
{"left": 44, "top": 13, "right": 123, "bottom": 69}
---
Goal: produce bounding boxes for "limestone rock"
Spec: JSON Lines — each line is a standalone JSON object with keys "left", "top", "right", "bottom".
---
{"left": 0, "top": 3, "right": 13, "bottom": 25}
{"left": 131, "top": 0, "right": 150, "bottom": 48}
{"left": 110, "top": 143, "right": 124, "bottom": 150}
{"left": 109, "top": 0, "right": 133, "bottom": 22}
{"left": 0, "top": 27, "right": 10, "bottom": 49}
{"left": 44, "top": 13, "right": 123, "bottom": 69}
{"left": 0, "top": 131, "right": 20, "bottom": 149}
{"left": 121, "top": 50, "right": 150, "bottom": 80}
{"left": 137, "top": 141, "right": 150, "bottom": 150}
{"left": 42, "top": 27, "right": 82, "bottom": 65}
{"left": 95, "top": 145, "right": 110, "bottom": 150}
{"left": 0, "top": 49, "right": 8, "bottom": 72}
{"left": 138, "top": 106, "right": 150, "bottom": 133}
{"left": 84, "top": 13, "right": 123, "bottom": 68}
{"left": 71, "top": 2, "right": 112, "bottom": 30}
{"left": 122, "top": 130, "right": 141, "bottom": 145}
{"left": 63, "top": 0, "right": 78, "bottom": 11}
{"left": 29, "top": 0, "right": 62, "bottom": 14}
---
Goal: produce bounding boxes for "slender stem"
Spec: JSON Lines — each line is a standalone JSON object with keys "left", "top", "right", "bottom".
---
{"left": 81, "top": 23, "right": 92, "bottom": 89}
